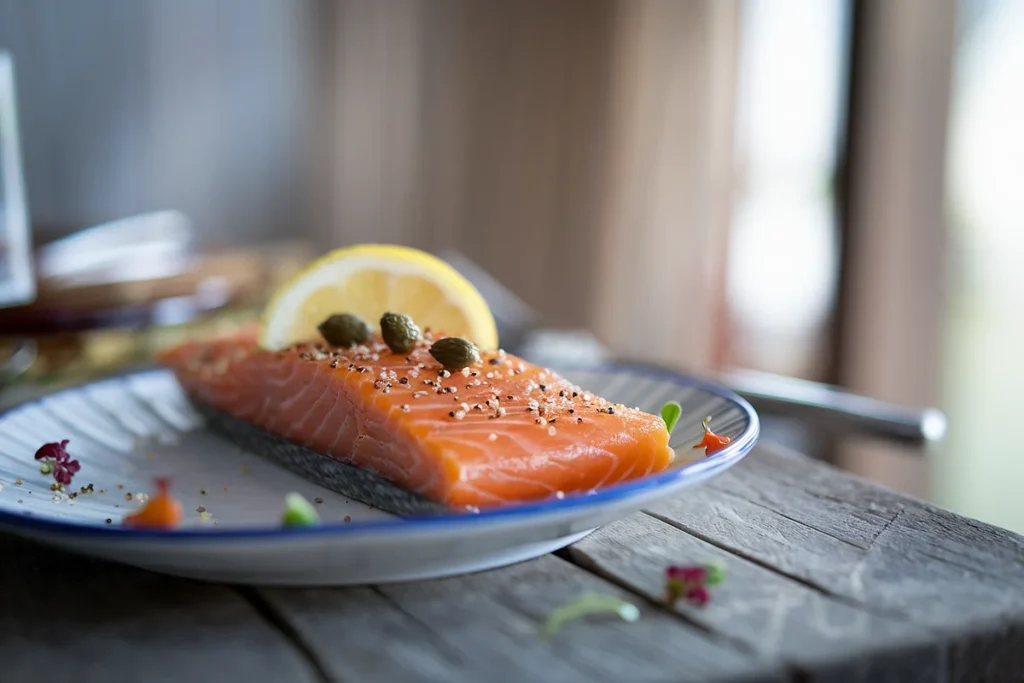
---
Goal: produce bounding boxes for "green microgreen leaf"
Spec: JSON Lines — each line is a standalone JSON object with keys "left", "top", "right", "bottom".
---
{"left": 542, "top": 593, "right": 640, "bottom": 638}
{"left": 660, "top": 401, "right": 682, "bottom": 435}
{"left": 281, "top": 492, "right": 321, "bottom": 528}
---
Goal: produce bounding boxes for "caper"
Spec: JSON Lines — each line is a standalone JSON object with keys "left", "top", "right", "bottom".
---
{"left": 317, "top": 313, "right": 371, "bottom": 347}
{"left": 429, "top": 336, "right": 481, "bottom": 371}
{"left": 380, "top": 312, "right": 422, "bottom": 354}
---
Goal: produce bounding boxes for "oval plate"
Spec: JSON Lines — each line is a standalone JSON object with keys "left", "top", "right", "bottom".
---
{"left": 0, "top": 365, "right": 758, "bottom": 585}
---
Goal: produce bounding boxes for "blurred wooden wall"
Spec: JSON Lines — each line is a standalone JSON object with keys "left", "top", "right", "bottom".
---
{"left": 319, "top": 0, "right": 741, "bottom": 370}
{"left": 0, "top": 0, "right": 740, "bottom": 370}
{"left": 833, "top": 0, "right": 958, "bottom": 495}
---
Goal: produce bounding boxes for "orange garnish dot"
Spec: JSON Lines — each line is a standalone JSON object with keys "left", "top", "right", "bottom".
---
{"left": 692, "top": 418, "right": 731, "bottom": 456}
{"left": 122, "top": 477, "right": 183, "bottom": 529}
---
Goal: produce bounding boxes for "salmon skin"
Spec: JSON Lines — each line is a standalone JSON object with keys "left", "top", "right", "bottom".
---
{"left": 196, "top": 404, "right": 452, "bottom": 516}
{"left": 157, "top": 332, "right": 674, "bottom": 513}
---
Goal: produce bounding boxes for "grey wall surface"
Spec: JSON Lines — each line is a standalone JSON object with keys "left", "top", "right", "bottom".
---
{"left": 0, "top": 0, "right": 319, "bottom": 245}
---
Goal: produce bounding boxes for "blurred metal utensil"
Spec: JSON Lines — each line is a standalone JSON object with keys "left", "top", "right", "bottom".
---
{"left": 436, "top": 250, "right": 541, "bottom": 352}
{"left": 436, "top": 250, "right": 946, "bottom": 447}
{"left": 718, "top": 367, "right": 946, "bottom": 445}
{"left": 519, "top": 339, "right": 946, "bottom": 447}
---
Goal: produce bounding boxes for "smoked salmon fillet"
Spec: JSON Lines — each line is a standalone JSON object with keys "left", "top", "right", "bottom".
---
{"left": 157, "top": 331, "right": 674, "bottom": 511}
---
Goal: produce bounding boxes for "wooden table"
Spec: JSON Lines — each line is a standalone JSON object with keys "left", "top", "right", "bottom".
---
{"left": 2, "top": 442, "right": 1022, "bottom": 683}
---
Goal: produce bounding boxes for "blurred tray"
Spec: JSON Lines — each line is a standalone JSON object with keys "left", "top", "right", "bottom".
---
{"left": 0, "top": 244, "right": 313, "bottom": 335}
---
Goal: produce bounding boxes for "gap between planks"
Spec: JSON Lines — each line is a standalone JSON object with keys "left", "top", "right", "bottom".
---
{"left": 563, "top": 511, "right": 944, "bottom": 683}
{"left": 559, "top": 442, "right": 1024, "bottom": 683}
{"left": 249, "top": 553, "right": 789, "bottom": 683}
{"left": 638, "top": 509, "right": 914, "bottom": 624}
{"left": 236, "top": 586, "right": 336, "bottom": 683}
{"left": 0, "top": 535, "right": 319, "bottom": 683}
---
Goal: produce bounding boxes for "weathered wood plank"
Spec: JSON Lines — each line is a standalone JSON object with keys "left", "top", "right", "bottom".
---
{"left": 0, "top": 535, "right": 316, "bottom": 683}
{"left": 3, "top": 440, "right": 1022, "bottom": 683}
{"left": 641, "top": 444, "right": 1024, "bottom": 682}
{"left": 568, "top": 513, "right": 941, "bottom": 683}
{"left": 259, "top": 554, "right": 787, "bottom": 683}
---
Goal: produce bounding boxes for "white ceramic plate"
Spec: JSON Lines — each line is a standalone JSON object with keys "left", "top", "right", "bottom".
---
{"left": 0, "top": 365, "right": 758, "bottom": 585}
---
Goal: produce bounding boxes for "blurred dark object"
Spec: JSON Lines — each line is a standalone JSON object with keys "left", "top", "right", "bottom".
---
{"left": 0, "top": 211, "right": 315, "bottom": 389}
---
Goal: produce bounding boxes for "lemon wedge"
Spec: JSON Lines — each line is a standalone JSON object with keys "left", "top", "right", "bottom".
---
{"left": 259, "top": 244, "right": 499, "bottom": 352}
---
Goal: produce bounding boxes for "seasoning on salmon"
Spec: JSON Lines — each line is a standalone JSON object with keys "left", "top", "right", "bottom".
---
{"left": 157, "top": 331, "right": 675, "bottom": 510}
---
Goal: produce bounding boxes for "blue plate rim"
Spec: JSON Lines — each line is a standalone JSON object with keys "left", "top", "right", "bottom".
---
{"left": 0, "top": 362, "right": 760, "bottom": 541}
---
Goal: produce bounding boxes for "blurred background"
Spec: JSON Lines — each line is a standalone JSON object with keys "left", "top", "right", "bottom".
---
{"left": 0, "top": 0, "right": 1021, "bottom": 531}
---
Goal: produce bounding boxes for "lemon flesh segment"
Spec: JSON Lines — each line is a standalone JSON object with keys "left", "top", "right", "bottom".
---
{"left": 259, "top": 245, "right": 498, "bottom": 352}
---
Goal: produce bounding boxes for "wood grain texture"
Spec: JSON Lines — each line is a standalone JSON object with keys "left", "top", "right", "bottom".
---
{"left": 0, "top": 535, "right": 315, "bottom": 683}
{"left": 633, "top": 444, "right": 1024, "bottom": 682}
{"left": 319, "top": 0, "right": 739, "bottom": 367}
{"left": 652, "top": 446, "right": 1024, "bottom": 622}
{"left": 2, "top": 442, "right": 1023, "bottom": 682}
{"left": 568, "top": 515, "right": 940, "bottom": 683}
{"left": 591, "top": 0, "right": 739, "bottom": 371}
{"left": 258, "top": 554, "right": 784, "bottom": 683}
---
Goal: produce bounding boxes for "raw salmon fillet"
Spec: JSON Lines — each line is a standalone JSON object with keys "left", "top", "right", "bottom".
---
{"left": 157, "top": 332, "right": 674, "bottom": 510}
